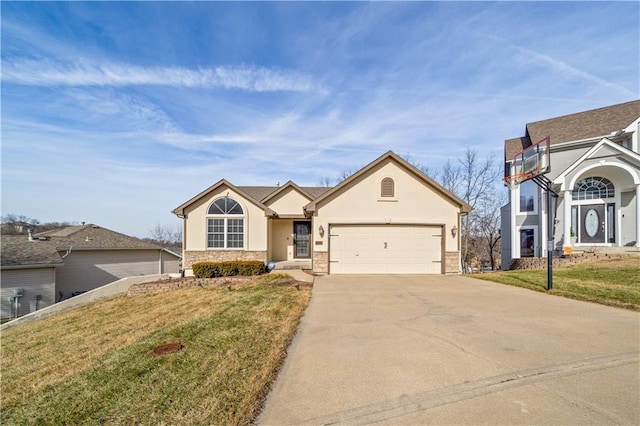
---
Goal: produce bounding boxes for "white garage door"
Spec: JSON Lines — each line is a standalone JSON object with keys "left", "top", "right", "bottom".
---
{"left": 329, "top": 225, "right": 443, "bottom": 274}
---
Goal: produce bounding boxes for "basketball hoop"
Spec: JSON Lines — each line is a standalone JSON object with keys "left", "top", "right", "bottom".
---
{"left": 503, "top": 173, "right": 532, "bottom": 186}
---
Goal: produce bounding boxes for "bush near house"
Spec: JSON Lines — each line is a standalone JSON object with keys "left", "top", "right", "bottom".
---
{"left": 192, "top": 261, "right": 267, "bottom": 278}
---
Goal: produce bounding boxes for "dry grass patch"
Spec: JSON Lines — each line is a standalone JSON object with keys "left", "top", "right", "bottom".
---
{"left": 1, "top": 275, "right": 311, "bottom": 425}
{"left": 474, "top": 257, "right": 640, "bottom": 310}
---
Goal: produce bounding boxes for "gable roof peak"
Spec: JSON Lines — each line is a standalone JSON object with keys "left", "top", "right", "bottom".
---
{"left": 304, "top": 150, "right": 471, "bottom": 213}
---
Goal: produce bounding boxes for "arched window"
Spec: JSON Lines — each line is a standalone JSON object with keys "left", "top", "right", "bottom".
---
{"left": 572, "top": 177, "right": 614, "bottom": 200}
{"left": 207, "top": 197, "right": 244, "bottom": 248}
{"left": 381, "top": 177, "right": 394, "bottom": 197}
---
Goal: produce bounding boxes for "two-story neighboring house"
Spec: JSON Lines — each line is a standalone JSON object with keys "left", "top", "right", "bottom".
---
{"left": 501, "top": 100, "right": 640, "bottom": 269}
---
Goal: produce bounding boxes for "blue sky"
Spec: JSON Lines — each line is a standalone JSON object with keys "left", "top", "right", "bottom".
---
{"left": 2, "top": 1, "right": 638, "bottom": 238}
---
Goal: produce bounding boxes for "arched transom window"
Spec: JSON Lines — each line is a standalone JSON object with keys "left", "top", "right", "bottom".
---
{"left": 572, "top": 177, "right": 614, "bottom": 200}
{"left": 381, "top": 177, "right": 395, "bottom": 197}
{"left": 207, "top": 197, "right": 244, "bottom": 248}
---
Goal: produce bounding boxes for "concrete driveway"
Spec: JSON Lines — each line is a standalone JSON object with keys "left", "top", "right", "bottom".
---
{"left": 258, "top": 275, "right": 639, "bottom": 425}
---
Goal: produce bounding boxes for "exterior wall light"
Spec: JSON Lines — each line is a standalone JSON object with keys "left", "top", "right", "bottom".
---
{"left": 451, "top": 225, "right": 458, "bottom": 238}
{"left": 319, "top": 225, "right": 325, "bottom": 237}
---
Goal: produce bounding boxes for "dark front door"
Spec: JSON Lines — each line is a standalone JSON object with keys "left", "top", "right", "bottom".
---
{"left": 294, "top": 221, "right": 311, "bottom": 258}
{"left": 580, "top": 204, "right": 605, "bottom": 244}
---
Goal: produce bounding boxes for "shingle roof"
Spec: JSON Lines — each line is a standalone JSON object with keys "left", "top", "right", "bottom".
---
{"left": 300, "top": 186, "right": 333, "bottom": 198}
{"left": 238, "top": 185, "right": 333, "bottom": 202}
{"left": 505, "top": 100, "right": 640, "bottom": 160}
{"left": 34, "top": 224, "right": 163, "bottom": 250}
{"left": 237, "top": 186, "right": 279, "bottom": 201}
{"left": 1, "top": 235, "right": 63, "bottom": 267}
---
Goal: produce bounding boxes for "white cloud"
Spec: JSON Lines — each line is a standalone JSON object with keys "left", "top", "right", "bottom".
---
{"left": 1, "top": 58, "right": 324, "bottom": 93}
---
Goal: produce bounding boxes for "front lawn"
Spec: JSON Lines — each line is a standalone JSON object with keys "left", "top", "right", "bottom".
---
{"left": 0, "top": 274, "right": 311, "bottom": 425}
{"left": 473, "top": 257, "right": 640, "bottom": 310}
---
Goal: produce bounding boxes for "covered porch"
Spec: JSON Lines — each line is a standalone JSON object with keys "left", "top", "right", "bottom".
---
{"left": 553, "top": 141, "right": 640, "bottom": 251}
{"left": 267, "top": 217, "right": 313, "bottom": 265}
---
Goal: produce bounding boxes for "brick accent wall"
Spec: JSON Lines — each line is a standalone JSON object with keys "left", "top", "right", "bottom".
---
{"left": 444, "top": 251, "right": 460, "bottom": 274}
{"left": 184, "top": 250, "right": 267, "bottom": 269}
{"left": 313, "top": 251, "right": 328, "bottom": 274}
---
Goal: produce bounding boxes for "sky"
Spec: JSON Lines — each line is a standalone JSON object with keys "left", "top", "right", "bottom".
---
{"left": 2, "top": 1, "right": 638, "bottom": 238}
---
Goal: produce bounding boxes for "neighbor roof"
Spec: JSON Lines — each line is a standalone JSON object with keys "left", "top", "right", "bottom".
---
{"left": 505, "top": 100, "right": 640, "bottom": 160}
{"left": 35, "top": 224, "right": 163, "bottom": 251}
{"left": 0, "top": 235, "right": 63, "bottom": 268}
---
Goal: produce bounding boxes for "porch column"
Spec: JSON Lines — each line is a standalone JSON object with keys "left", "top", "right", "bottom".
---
{"left": 563, "top": 190, "right": 572, "bottom": 248}
{"left": 511, "top": 183, "right": 519, "bottom": 258}
{"left": 541, "top": 188, "right": 547, "bottom": 257}
{"left": 636, "top": 184, "right": 640, "bottom": 247}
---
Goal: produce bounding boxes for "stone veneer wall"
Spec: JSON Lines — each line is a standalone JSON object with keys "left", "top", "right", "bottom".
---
{"left": 509, "top": 252, "right": 639, "bottom": 270}
{"left": 313, "top": 251, "right": 329, "bottom": 274}
{"left": 184, "top": 250, "right": 267, "bottom": 269}
{"left": 128, "top": 276, "right": 254, "bottom": 296}
{"left": 444, "top": 251, "right": 460, "bottom": 274}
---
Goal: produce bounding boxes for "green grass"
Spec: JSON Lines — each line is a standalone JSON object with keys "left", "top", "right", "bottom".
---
{"left": 473, "top": 258, "right": 640, "bottom": 310}
{"left": 1, "top": 275, "right": 311, "bottom": 425}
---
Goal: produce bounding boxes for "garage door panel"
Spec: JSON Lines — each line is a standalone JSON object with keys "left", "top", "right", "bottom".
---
{"left": 329, "top": 225, "right": 442, "bottom": 274}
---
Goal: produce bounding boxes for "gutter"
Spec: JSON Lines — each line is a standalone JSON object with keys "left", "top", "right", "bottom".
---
{"left": 1, "top": 263, "right": 65, "bottom": 270}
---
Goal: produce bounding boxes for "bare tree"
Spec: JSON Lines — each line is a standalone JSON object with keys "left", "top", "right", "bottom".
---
{"left": 1, "top": 214, "right": 40, "bottom": 234}
{"left": 401, "top": 153, "right": 437, "bottom": 180}
{"left": 1, "top": 214, "right": 80, "bottom": 234}
{"left": 148, "top": 223, "right": 182, "bottom": 244}
{"left": 336, "top": 167, "right": 360, "bottom": 183}
{"left": 438, "top": 149, "right": 501, "bottom": 272}
{"left": 317, "top": 176, "right": 333, "bottom": 187}
{"left": 440, "top": 160, "right": 461, "bottom": 195}
{"left": 475, "top": 198, "right": 504, "bottom": 270}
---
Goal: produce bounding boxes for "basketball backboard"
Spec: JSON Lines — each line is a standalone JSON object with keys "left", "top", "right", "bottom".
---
{"left": 505, "top": 136, "right": 550, "bottom": 186}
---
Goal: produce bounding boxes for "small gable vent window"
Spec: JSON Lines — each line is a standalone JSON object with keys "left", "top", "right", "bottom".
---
{"left": 381, "top": 177, "right": 395, "bottom": 198}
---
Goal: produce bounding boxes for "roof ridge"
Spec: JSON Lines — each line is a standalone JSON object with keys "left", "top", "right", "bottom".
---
{"left": 527, "top": 99, "right": 640, "bottom": 126}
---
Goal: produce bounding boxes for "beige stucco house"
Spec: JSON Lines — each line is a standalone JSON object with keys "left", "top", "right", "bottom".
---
{"left": 173, "top": 151, "right": 471, "bottom": 275}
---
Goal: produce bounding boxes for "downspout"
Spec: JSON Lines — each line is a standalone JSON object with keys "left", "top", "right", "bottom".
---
{"left": 158, "top": 249, "right": 163, "bottom": 274}
{"left": 62, "top": 246, "right": 73, "bottom": 258}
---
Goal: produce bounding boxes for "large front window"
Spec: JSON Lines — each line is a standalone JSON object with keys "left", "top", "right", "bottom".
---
{"left": 518, "top": 180, "right": 537, "bottom": 213}
{"left": 520, "top": 228, "right": 535, "bottom": 257}
{"left": 207, "top": 198, "right": 244, "bottom": 249}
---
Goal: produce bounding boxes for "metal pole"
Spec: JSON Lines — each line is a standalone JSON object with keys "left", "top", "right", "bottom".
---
{"left": 547, "top": 187, "right": 553, "bottom": 290}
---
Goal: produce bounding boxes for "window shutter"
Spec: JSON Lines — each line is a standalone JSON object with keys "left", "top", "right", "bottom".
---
{"left": 381, "top": 178, "right": 394, "bottom": 197}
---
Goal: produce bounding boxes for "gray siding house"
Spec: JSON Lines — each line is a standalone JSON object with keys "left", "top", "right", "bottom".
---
{"left": 1, "top": 224, "right": 181, "bottom": 319}
{"left": 0, "top": 235, "right": 62, "bottom": 319}
{"left": 501, "top": 100, "right": 640, "bottom": 269}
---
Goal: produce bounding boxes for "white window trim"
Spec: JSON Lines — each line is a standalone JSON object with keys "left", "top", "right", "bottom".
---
{"left": 206, "top": 198, "right": 246, "bottom": 250}
{"left": 518, "top": 225, "right": 538, "bottom": 258}
{"left": 571, "top": 176, "right": 618, "bottom": 247}
{"left": 516, "top": 181, "right": 538, "bottom": 215}
{"left": 572, "top": 198, "right": 617, "bottom": 247}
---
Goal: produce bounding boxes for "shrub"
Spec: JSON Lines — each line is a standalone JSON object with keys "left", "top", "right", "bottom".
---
{"left": 192, "top": 261, "right": 267, "bottom": 278}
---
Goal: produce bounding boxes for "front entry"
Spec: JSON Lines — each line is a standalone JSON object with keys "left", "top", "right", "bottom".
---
{"left": 580, "top": 204, "right": 605, "bottom": 244}
{"left": 293, "top": 221, "right": 311, "bottom": 258}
